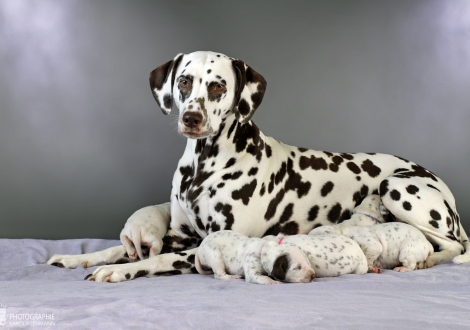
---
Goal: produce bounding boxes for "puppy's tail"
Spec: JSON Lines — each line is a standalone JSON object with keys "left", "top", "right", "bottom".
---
{"left": 453, "top": 222, "right": 470, "bottom": 264}
{"left": 194, "top": 251, "right": 212, "bottom": 275}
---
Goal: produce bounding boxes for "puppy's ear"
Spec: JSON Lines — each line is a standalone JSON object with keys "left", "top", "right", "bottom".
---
{"left": 231, "top": 59, "right": 267, "bottom": 124}
{"left": 149, "top": 53, "right": 184, "bottom": 115}
{"left": 271, "top": 254, "right": 288, "bottom": 281}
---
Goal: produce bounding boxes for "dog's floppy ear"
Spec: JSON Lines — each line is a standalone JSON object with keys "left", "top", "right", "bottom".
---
{"left": 231, "top": 59, "right": 267, "bottom": 124}
{"left": 271, "top": 254, "right": 288, "bottom": 281}
{"left": 149, "top": 53, "right": 184, "bottom": 115}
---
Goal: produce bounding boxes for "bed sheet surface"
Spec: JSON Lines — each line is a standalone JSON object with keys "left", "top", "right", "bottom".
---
{"left": 1, "top": 238, "right": 470, "bottom": 329}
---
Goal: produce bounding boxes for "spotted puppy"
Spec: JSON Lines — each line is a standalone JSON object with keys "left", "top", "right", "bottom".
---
{"left": 262, "top": 233, "right": 369, "bottom": 281}
{"left": 309, "top": 196, "right": 434, "bottom": 272}
{"left": 47, "top": 51, "right": 469, "bottom": 283}
{"left": 310, "top": 195, "right": 387, "bottom": 237}
{"left": 195, "top": 230, "right": 309, "bottom": 284}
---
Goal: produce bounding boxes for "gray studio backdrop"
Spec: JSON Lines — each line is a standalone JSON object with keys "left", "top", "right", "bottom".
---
{"left": 1, "top": 0, "right": 469, "bottom": 239}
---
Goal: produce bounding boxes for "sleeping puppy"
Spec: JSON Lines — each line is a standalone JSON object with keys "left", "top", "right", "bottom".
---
{"left": 119, "top": 203, "right": 170, "bottom": 261}
{"left": 308, "top": 195, "right": 434, "bottom": 272}
{"left": 261, "top": 233, "right": 370, "bottom": 281}
{"left": 310, "top": 195, "right": 387, "bottom": 237}
{"left": 309, "top": 222, "right": 434, "bottom": 272}
{"left": 195, "top": 230, "right": 315, "bottom": 284}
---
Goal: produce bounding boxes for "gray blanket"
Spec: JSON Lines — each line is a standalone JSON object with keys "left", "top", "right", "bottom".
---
{"left": 1, "top": 238, "right": 470, "bottom": 329}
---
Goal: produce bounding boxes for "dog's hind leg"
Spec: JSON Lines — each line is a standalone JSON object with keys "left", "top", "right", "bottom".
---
{"left": 380, "top": 174, "right": 464, "bottom": 267}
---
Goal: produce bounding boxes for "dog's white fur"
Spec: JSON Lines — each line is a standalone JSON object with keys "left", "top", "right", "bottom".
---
{"left": 120, "top": 203, "right": 170, "bottom": 261}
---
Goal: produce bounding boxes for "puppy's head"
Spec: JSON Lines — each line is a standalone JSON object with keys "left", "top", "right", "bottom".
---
{"left": 261, "top": 241, "right": 315, "bottom": 283}
{"left": 352, "top": 194, "right": 387, "bottom": 223}
{"left": 149, "top": 51, "right": 266, "bottom": 139}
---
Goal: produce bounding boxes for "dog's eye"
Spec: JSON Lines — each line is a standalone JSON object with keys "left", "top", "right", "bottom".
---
{"left": 179, "top": 80, "right": 188, "bottom": 86}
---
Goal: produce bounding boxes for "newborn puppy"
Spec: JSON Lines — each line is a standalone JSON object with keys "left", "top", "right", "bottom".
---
{"left": 261, "top": 233, "right": 369, "bottom": 282}
{"left": 120, "top": 203, "right": 170, "bottom": 261}
{"left": 195, "top": 230, "right": 315, "bottom": 284}
{"left": 310, "top": 222, "right": 434, "bottom": 272}
{"left": 310, "top": 194, "right": 387, "bottom": 236}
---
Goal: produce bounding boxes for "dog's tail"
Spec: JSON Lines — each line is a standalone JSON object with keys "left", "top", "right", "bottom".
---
{"left": 194, "top": 251, "right": 212, "bottom": 275}
{"left": 453, "top": 222, "right": 470, "bottom": 264}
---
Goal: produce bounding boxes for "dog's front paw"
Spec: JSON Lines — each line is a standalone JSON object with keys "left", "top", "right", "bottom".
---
{"left": 86, "top": 264, "right": 148, "bottom": 283}
{"left": 47, "top": 254, "right": 90, "bottom": 269}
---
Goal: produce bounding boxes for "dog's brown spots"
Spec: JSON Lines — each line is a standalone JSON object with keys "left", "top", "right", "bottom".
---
{"left": 280, "top": 203, "right": 294, "bottom": 223}
{"left": 429, "top": 220, "right": 439, "bottom": 228}
{"left": 379, "top": 179, "right": 389, "bottom": 197}
{"left": 232, "top": 179, "right": 257, "bottom": 205}
{"left": 281, "top": 221, "right": 299, "bottom": 235}
{"left": 332, "top": 155, "right": 343, "bottom": 165}
{"left": 321, "top": 181, "right": 334, "bottom": 197}
{"left": 299, "top": 155, "right": 328, "bottom": 171}
{"left": 163, "top": 94, "right": 172, "bottom": 109}
{"left": 427, "top": 184, "right": 440, "bottom": 192}
{"left": 361, "top": 159, "right": 381, "bottom": 178}
{"left": 222, "top": 171, "right": 243, "bottom": 180}
{"left": 430, "top": 210, "right": 441, "bottom": 220}
{"left": 273, "top": 162, "right": 287, "bottom": 185}
{"left": 403, "top": 201, "right": 412, "bottom": 211}
{"left": 308, "top": 205, "right": 319, "bottom": 221}
{"left": 210, "top": 221, "right": 221, "bottom": 233}
{"left": 232, "top": 121, "right": 261, "bottom": 153}
{"left": 195, "top": 216, "right": 205, "bottom": 231}
{"left": 51, "top": 262, "right": 65, "bottom": 268}
{"left": 406, "top": 185, "right": 419, "bottom": 195}
{"left": 173, "top": 261, "right": 192, "bottom": 269}
{"left": 155, "top": 270, "right": 183, "bottom": 276}
{"left": 328, "top": 203, "right": 343, "bottom": 223}
{"left": 125, "top": 273, "right": 131, "bottom": 279}
{"left": 339, "top": 209, "right": 351, "bottom": 222}
{"left": 187, "top": 255, "right": 195, "bottom": 264}
{"left": 265, "top": 189, "right": 286, "bottom": 220}
{"left": 285, "top": 158, "right": 311, "bottom": 198}
{"left": 134, "top": 270, "right": 149, "bottom": 278}
{"left": 161, "top": 235, "right": 199, "bottom": 254}
{"left": 405, "top": 164, "right": 438, "bottom": 182}
{"left": 346, "top": 162, "right": 361, "bottom": 174}
{"left": 390, "top": 190, "right": 401, "bottom": 201}
{"left": 260, "top": 183, "right": 266, "bottom": 196}
{"left": 341, "top": 153, "right": 354, "bottom": 160}
{"left": 215, "top": 203, "right": 235, "bottom": 230}
{"left": 238, "top": 99, "right": 250, "bottom": 116}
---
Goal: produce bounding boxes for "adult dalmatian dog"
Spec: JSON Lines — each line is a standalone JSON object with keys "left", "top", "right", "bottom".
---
{"left": 47, "top": 51, "right": 470, "bottom": 282}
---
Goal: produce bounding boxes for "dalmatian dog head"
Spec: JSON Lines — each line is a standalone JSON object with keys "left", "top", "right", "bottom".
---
{"left": 261, "top": 238, "right": 315, "bottom": 283}
{"left": 149, "top": 51, "right": 267, "bottom": 139}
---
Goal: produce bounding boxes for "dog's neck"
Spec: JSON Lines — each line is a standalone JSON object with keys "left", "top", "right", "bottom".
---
{"left": 183, "top": 116, "right": 266, "bottom": 171}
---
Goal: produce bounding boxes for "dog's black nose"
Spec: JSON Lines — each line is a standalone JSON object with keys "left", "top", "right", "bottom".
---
{"left": 183, "top": 111, "right": 203, "bottom": 129}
